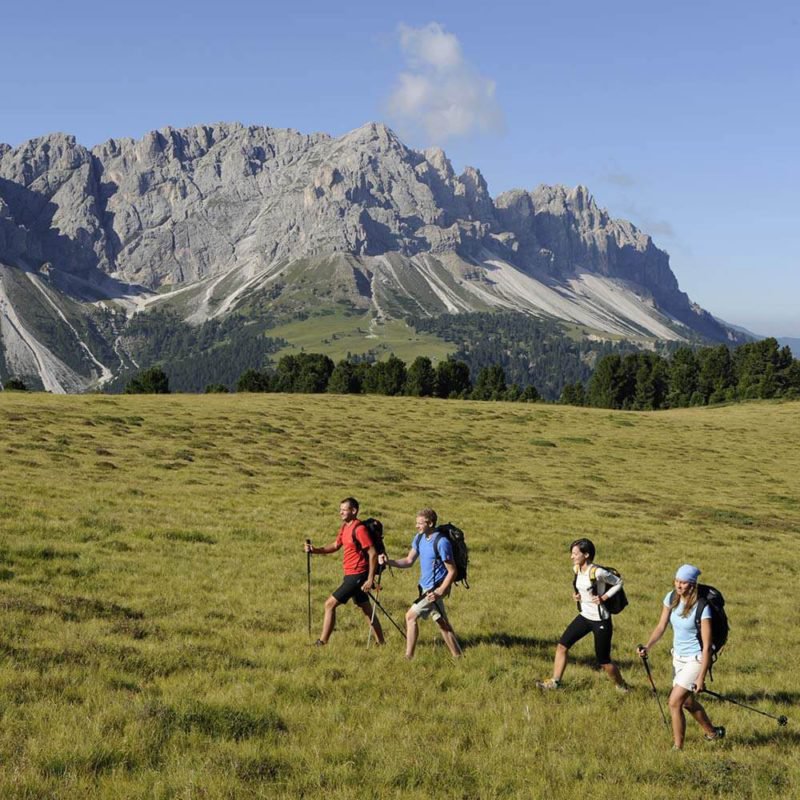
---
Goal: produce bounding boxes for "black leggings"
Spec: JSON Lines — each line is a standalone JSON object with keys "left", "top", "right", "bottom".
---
{"left": 558, "top": 614, "right": 614, "bottom": 665}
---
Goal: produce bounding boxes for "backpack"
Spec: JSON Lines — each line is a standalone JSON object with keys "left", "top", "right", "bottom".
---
{"left": 433, "top": 523, "right": 470, "bottom": 588}
{"left": 352, "top": 518, "right": 387, "bottom": 574}
{"left": 671, "top": 584, "right": 729, "bottom": 663}
{"left": 573, "top": 564, "right": 628, "bottom": 614}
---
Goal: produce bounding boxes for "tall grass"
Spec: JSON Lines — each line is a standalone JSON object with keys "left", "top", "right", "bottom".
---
{"left": 1, "top": 393, "right": 798, "bottom": 798}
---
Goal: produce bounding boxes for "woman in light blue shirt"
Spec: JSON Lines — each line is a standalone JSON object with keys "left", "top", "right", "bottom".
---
{"left": 637, "top": 564, "right": 725, "bottom": 749}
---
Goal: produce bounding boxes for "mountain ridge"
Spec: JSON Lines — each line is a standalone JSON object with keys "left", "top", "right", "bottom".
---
{"left": 0, "top": 121, "right": 744, "bottom": 392}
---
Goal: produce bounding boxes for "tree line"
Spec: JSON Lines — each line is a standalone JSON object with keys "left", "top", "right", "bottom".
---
{"left": 106, "top": 311, "right": 287, "bottom": 393}
{"left": 233, "top": 354, "right": 540, "bottom": 401}
{"left": 565, "top": 338, "right": 800, "bottom": 410}
{"left": 409, "top": 311, "right": 648, "bottom": 401}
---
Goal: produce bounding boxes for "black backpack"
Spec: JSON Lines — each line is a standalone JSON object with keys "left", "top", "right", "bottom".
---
{"left": 434, "top": 523, "right": 469, "bottom": 588}
{"left": 414, "top": 523, "right": 470, "bottom": 588}
{"left": 573, "top": 565, "right": 629, "bottom": 614}
{"left": 352, "top": 518, "right": 387, "bottom": 574}
{"left": 671, "top": 584, "right": 729, "bottom": 662}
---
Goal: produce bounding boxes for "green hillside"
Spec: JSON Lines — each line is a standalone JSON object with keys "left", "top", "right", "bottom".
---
{"left": 0, "top": 394, "right": 798, "bottom": 798}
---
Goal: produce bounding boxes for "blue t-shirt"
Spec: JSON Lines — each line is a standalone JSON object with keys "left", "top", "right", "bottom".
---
{"left": 413, "top": 532, "right": 453, "bottom": 591}
{"left": 663, "top": 591, "right": 712, "bottom": 657}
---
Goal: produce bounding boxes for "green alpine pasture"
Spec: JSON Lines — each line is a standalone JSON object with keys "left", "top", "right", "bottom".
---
{"left": 0, "top": 393, "right": 798, "bottom": 799}
{"left": 266, "top": 310, "right": 454, "bottom": 365}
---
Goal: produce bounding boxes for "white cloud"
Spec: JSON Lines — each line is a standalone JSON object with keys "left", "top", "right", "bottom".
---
{"left": 398, "top": 22, "right": 462, "bottom": 71}
{"left": 387, "top": 22, "right": 504, "bottom": 143}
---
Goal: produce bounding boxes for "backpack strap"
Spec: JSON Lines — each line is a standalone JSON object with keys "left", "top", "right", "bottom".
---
{"left": 588, "top": 565, "right": 599, "bottom": 594}
{"left": 431, "top": 532, "right": 445, "bottom": 590}
{"left": 693, "top": 593, "right": 717, "bottom": 679}
{"left": 432, "top": 532, "right": 443, "bottom": 566}
{"left": 350, "top": 520, "right": 368, "bottom": 553}
{"left": 694, "top": 595, "right": 710, "bottom": 644}
{"left": 572, "top": 565, "right": 580, "bottom": 611}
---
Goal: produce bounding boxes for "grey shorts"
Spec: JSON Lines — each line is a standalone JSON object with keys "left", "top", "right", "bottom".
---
{"left": 410, "top": 591, "right": 449, "bottom": 623}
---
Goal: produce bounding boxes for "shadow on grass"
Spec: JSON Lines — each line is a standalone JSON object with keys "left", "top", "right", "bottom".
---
{"left": 702, "top": 689, "right": 800, "bottom": 706}
{"left": 735, "top": 729, "right": 800, "bottom": 747}
{"left": 459, "top": 633, "right": 554, "bottom": 655}
{"left": 458, "top": 633, "right": 639, "bottom": 668}
{"left": 573, "top": 653, "right": 640, "bottom": 670}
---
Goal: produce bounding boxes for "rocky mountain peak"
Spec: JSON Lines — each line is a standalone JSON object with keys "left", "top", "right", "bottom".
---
{"left": 1, "top": 119, "right": 739, "bottom": 394}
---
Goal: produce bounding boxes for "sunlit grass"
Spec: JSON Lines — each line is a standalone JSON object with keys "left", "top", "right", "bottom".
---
{"left": 0, "top": 393, "right": 798, "bottom": 798}
{"left": 266, "top": 311, "right": 454, "bottom": 363}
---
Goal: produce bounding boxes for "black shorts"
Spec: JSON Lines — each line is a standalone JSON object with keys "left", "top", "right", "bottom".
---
{"left": 332, "top": 572, "right": 370, "bottom": 606}
{"left": 558, "top": 614, "right": 614, "bottom": 665}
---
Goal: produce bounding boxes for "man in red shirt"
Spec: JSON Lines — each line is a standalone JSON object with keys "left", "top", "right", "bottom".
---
{"left": 304, "top": 497, "right": 384, "bottom": 646}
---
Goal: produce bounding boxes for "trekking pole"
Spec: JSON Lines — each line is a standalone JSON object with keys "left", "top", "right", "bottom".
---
{"left": 367, "top": 571, "right": 382, "bottom": 649}
{"left": 306, "top": 539, "right": 312, "bottom": 637}
{"left": 700, "top": 688, "right": 789, "bottom": 726}
{"left": 638, "top": 648, "right": 669, "bottom": 728}
{"left": 367, "top": 590, "right": 406, "bottom": 639}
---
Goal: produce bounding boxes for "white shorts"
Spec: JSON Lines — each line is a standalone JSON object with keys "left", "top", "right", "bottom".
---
{"left": 672, "top": 652, "right": 703, "bottom": 691}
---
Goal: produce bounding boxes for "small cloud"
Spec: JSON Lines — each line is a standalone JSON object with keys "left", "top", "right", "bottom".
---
{"left": 387, "top": 22, "right": 505, "bottom": 143}
{"left": 644, "top": 219, "right": 676, "bottom": 238}
{"left": 619, "top": 201, "right": 676, "bottom": 240}
{"left": 604, "top": 171, "right": 638, "bottom": 188}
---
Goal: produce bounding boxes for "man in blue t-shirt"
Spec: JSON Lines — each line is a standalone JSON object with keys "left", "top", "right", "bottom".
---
{"left": 380, "top": 508, "right": 462, "bottom": 659}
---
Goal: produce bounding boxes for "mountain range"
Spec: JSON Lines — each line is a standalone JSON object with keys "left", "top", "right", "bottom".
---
{"left": 0, "top": 121, "right": 745, "bottom": 392}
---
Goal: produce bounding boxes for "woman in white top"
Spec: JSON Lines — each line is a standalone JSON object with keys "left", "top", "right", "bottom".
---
{"left": 637, "top": 564, "right": 725, "bottom": 749}
{"left": 537, "top": 538, "right": 628, "bottom": 691}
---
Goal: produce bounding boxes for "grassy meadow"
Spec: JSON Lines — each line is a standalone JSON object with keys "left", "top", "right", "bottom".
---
{"left": 266, "top": 311, "right": 455, "bottom": 364}
{"left": 1, "top": 392, "right": 799, "bottom": 799}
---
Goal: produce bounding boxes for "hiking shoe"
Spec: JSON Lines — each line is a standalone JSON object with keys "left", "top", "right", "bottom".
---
{"left": 616, "top": 683, "right": 631, "bottom": 694}
{"left": 704, "top": 726, "right": 726, "bottom": 741}
{"left": 313, "top": 639, "right": 326, "bottom": 647}
{"left": 536, "top": 679, "right": 561, "bottom": 690}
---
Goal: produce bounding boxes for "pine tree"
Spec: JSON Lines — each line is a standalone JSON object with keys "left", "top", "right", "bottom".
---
{"left": 405, "top": 356, "right": 436, "bottom": 397}
{"left": 472, "top": 365, "right": 507, "bottom": 400}
{"left": 434, "top": 359, "right": 471, "bottom": 398}
{"left": 125, "top": 367, "right": 170, "bottom": 394}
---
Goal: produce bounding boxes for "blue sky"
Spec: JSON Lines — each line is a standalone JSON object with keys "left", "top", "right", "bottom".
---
{"left": 2, "top": 0, "right": 798, "bottom": 336}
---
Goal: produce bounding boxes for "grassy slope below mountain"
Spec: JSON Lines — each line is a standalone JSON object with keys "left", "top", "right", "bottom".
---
{"left": 264, "top": 312, "right": 453, "bottom": 366}
{"left": 0, "top": 393, "right": 797, "bottom": 798}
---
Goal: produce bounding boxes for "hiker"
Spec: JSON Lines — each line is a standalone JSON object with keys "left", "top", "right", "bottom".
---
{"left": 637, "top": 564, "right": 726, "bottom": 749}
{"left": 303, "top": 497, "right": 384, "bottom": 646}
{"left": 537, "top": 538, "right": 628, "bottom": 691}
{"left": 379, "top": 508, "right": 462, "bottom": 659}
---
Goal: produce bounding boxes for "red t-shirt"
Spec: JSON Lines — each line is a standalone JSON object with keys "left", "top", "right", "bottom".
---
{"left": 336, "top": 519, "right": 373, "bottom": 575}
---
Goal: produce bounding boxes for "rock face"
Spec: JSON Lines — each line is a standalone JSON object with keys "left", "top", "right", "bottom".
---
{"left": 0, "top": 122, "right": 673, "bottom": 290}
{"left": 0, "top": 120, "right": 739, "bottom": 391}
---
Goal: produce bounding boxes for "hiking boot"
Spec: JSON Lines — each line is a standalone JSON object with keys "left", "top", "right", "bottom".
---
{"left": 536, "top": 679, "right": 561, "bottom": 690}
{"left": 313, "top": 639, "right": 326, "bottom": 647}
{"left": 704, "top": 726, "right": 726, "bottom": 741}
